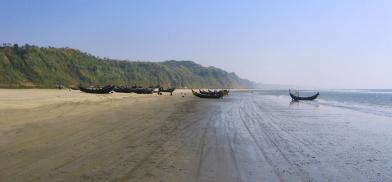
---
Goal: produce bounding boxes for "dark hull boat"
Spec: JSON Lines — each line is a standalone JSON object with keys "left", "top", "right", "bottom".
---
{"left": 199, "top": 89, "right": 229, "bottom": 96}
{"left": 199, "top": 89, "right": 209, "bottom": 95}
{"left": 114, "top": 87, "right": 134, "bottom": 93}
{"left": 113, "top": 86, "right": 154, "bottom": 94}
{"left": 134, "top": 88, "right": 153, "bottom": 94}
{"left": 192, "top": 90, "right": 223, "bottom": 99}
{"left": 289, "top": 91, "right": 319, "bottom": 101}
{"left": 159, "top": 88, "right": 175, "bottom": 95}
{"left": 79, "top": 85, "right": 115, "bottom": 94}
{"left": 159, "top": 88, "right": 176, "bottom": 93}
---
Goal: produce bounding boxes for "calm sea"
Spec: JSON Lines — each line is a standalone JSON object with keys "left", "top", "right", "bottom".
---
{"left": 256, "top": 89, "right": 392, "bottom": 117}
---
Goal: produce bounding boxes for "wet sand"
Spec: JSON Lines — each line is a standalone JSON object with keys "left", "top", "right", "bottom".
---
{"left": 1, "top": 90, "right": 392, "bottom": 181}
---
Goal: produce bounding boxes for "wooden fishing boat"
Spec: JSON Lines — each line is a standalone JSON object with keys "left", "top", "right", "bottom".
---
{"left": 113, "top": 86, "right": 154, "bottom": 94}
{"left": 289, "top": 90, "right": 319, "bottom": 101}
{"left": 159, "top": 88, "right": 176, "bottom": 93}
{"left": 192, "top": 90, "right": 223, "bottom": 99}
{"left": 134, "top": 88, "right": 153, "bottom": 94}
{"left": 158, "top": 88, "right": 175, "bottom": 95}
{"left": 79, "top": 85, "right": 114, "bottom": 94}
{"left": 198, "top": 89, "right": 229, "bottom": 96}
{"left": 199, "top": 89, "right": 210, "bottom": 95}
{"left": 114, "top": 87, "right": 134, "bottom": 93}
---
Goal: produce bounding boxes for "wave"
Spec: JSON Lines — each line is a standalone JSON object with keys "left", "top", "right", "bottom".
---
{"left": 326, "top": 89, "right": 392, "bottom": 95}
{"left": 255, "top": 89, "right": 392, "bottom": 117}
{"left": 318, "top": 99, "right": 392, "bottom": 118}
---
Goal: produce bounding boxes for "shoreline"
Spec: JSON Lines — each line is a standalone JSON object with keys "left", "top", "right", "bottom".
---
{"left": 0, "top": 89, "right": 194, "bottom": 110}
{"left": 1, "top": 89, "right": 392, "bottom": 181}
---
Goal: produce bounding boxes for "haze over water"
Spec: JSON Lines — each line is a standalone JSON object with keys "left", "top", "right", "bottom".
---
{"left": 259, "top": 89, "right": 392, "bottom": 117}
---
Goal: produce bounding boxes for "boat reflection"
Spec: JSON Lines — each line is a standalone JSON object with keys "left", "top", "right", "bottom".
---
{"left": 289, "top": 100, "right": 320, "bottom": 108}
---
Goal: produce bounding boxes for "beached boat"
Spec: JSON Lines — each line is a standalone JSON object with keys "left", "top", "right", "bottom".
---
{"left": 134, "top": 88, "right": 153, "bottom": 94}
{"left": 199, "top": 89, "right": 210, "bottom": 95}
{"left": 289, "top": 90, "right": 319, "bottom": 101}
{"left": 158, "top": 88, "right": 175, "bottom": 95}
{"left": 79, "top": 85, "right": 114, "bottom": 94}
{"left": 114, "top": 86, "right": 135, "bottom": 93}
{"left": 159, "top": 88, "right": 176, "bottom": 93}
{"left": 199, "top": 89, "right": 229, "bottom": 96}
{"left": 192, "top": 90, "right": 223, "bottom": 99}
{"left": 113, "top": 86, "right": 154, "bottom": 94}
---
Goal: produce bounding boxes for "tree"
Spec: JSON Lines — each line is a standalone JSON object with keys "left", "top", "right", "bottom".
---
{"left": 13, "top": 44, "right": 19, "bottom": 51}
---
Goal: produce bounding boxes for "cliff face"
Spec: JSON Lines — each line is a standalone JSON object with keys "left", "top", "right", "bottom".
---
{"left": 0, "top": 44, "right": 255, "bottom": 88}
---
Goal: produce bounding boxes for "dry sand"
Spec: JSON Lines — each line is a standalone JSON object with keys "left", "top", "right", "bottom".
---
{"left": 1, "top": 89, "right": 392, "bottom": 181}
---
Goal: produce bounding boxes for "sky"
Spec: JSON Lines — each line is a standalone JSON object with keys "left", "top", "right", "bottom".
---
{"left": 1, "top": 0, "right": 391, "bottom": 89}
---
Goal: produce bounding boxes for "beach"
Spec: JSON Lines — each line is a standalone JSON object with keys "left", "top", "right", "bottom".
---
{"left": 1, "top": 89, "right": 392, "bottom": 181}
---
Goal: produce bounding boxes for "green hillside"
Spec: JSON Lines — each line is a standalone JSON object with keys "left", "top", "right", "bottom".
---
{"left": 0, "top": 44, "right": 255, "bottom": 88}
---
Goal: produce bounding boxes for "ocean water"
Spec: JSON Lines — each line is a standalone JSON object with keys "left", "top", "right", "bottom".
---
{"left": 256, "top": 89, "right": 392, "bottom": 117}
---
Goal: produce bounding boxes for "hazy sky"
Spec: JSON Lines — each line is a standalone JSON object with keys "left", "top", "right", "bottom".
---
{"left": 1, "top": 0, "right": 391, "bottom": 89}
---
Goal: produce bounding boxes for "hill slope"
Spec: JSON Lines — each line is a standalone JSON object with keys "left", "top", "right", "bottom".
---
{"left": 0, "top": 44, "right": 255, "bottom": 88}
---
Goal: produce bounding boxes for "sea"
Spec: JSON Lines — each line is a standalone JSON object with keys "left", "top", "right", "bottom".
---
{"left": 256, "top": 89, "right": 392, "bottom": 118}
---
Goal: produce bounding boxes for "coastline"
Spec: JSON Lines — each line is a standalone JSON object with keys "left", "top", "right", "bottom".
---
{"left": 1, "top": 89, "right": 392, "bottom": 181}
{"left": 0, "top": 89, "right": 194, "bottom": 110}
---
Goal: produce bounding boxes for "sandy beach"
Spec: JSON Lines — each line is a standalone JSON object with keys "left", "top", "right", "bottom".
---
{"left": 1, "top": 89, "right": 392, "bottom": 181}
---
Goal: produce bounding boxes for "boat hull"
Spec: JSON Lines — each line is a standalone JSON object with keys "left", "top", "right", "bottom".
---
{"left": 79, "top": 85, "right": 114, "bottom": 94}
{"left": 192, "top": 90, "right": 223, "bottom": 99}
{"left": 289, "top": 92, "right": 319, "bottom": 101}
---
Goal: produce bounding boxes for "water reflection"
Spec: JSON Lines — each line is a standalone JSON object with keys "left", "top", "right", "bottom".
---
{"left": 289, "top": 100, "right": 320, "bottom": 108}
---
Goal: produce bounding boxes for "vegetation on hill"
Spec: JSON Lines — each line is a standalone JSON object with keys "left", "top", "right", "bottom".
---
{"left": 0, "top": 44, "right": 256, "bottom": 88}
